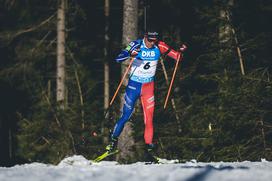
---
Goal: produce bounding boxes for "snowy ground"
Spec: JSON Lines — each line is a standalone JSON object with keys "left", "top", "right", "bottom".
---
{"left": 0, "top": 155, "right": 271, "bottom": 181}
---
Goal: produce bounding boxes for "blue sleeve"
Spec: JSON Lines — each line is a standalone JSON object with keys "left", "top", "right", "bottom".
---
{"left": 115, "top": 50, "right": 130, "bottom": 62}
{"left": 115, "top": 40, "right": 141, "bottom": 63}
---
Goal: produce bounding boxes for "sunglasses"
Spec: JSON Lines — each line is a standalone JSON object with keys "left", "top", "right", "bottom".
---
{"left": 147, "top": 38, "right": 157, "bottom": 43}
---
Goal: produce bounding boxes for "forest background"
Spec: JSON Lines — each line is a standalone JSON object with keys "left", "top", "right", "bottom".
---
{"left": 0, "top": 0, "right": 271, "bottom": 166}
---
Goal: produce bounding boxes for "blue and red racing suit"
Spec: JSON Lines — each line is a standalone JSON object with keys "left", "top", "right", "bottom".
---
{"left": 112, "top": 39, "right": 181, "bottom": 144}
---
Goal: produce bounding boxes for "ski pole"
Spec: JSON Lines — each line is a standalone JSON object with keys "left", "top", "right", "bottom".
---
{"left": 104, "top": 58, "right": 134, "bottom": 118}
{"left": 110, "top": 58, "right": 134, "bottom": 105}
{"left": 163, "top": 53, "right": 182, "bottom": 109}
{"left": 160, "top": 58, "right": 182, "bottom": 133}
{"left": 144, "top": 0, "right": 147, "bottom": 32}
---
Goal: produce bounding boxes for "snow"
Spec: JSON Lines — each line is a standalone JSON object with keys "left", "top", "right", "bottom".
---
{"left": 0, "top": 155, "right": 272, "bottom": 181}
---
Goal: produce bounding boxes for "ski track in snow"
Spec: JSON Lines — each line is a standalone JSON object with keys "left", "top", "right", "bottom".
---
{"left": 0, "top": 155, "right": 272, "bottom": 181}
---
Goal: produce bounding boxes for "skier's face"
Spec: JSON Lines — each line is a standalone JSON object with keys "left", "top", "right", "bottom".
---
{"left": 144, "top": 37, "right": 157, "bottom": 48}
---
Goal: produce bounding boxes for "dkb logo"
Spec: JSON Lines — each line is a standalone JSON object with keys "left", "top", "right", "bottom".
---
{"left": 141, "top": 51, "right": 155, "bottom": 57}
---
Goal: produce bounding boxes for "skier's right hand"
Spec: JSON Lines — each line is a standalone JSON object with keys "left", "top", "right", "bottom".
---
{"left": 126, "top": 40, "right": 140, "bottom": 57}
{"left": 115, "top": 41, "right": 140, "bottom": 62}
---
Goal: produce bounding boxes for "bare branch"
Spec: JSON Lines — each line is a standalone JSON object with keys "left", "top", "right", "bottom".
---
{"left": 0, "top": 12, "right": 57, "bottom": 45}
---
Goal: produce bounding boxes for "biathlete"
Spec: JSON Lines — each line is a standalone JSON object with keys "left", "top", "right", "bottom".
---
{"left": 106, "top": 30, "right": 187, "bottom": 162}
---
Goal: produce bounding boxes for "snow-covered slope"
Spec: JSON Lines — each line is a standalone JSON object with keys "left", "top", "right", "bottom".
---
{"left": 0, "top": 155, "right": 271, "bottom": 181}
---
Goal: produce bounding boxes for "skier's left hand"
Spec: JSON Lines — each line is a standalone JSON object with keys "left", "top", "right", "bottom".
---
{"left": 179, "top": 44, "right": 187, "bottom": 52}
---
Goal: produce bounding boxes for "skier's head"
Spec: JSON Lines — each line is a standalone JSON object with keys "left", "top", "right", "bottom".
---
{"left": 145, "top": 31, "right": 159, "bottom": 43}
{"left": 144, "top": 30, "right": 159, "bottom": 48}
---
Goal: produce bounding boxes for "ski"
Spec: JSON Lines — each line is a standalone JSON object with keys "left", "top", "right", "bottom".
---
{"left": 145, "top": 156, "right": 182, "bottom": 164}
{"left": 92, "top": 150, "right": 119, "bottom": 163}
{"left": 155, "top": 157, "right": 179, "bottom": 164}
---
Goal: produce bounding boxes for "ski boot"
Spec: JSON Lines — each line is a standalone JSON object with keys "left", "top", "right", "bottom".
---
{"left": 144, "top": 143, "right": 160, "bottom": 164}
{"left": 106, "top": 137, "right": 118, "bottom": 153}
{"left": 92, "top": 137, "right": 119, "bottom": 162}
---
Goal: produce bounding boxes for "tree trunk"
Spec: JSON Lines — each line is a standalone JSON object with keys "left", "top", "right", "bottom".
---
{"left": 56, "top": 0, "right": 66, "bottom": 109}
{"left": 218, "top": 0, "right": 233, "bottom": 44}
{"left": 218, "top": 0, "right": 245, "bottom": 75}
{"left": 102, "top": 0, "right": 110, "bottom": 143}
{"left": 117, "top": 0, "right": 138, "bottom": 162}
